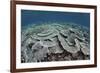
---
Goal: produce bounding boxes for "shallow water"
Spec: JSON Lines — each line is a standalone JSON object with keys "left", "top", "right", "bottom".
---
{"left": 21, "top": 10, "right": 90, "bottom": 63}
{"left": 21, "top": 10, "right": 90, "bottom": 29}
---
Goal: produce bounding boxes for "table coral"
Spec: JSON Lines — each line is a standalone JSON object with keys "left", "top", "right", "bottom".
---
{"left": 21, "top": 23, "right": 90, "bottom": 63}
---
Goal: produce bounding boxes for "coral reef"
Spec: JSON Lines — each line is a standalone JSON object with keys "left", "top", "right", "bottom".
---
{"left": 21, "top": 23, "right": 90, "bottom": 63}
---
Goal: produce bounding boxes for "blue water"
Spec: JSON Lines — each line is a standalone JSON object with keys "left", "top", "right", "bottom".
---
{"left": 21, "top": 10, "right": 90, "bottom": 28}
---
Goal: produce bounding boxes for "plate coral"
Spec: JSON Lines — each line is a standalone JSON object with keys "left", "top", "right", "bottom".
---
{"left": 21, "top": 23, "right": 90, "bottom": 63}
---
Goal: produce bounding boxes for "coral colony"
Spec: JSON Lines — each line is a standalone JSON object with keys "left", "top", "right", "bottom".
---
{"left": 21, "top": 23, "right": 90, "bottom": 63}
